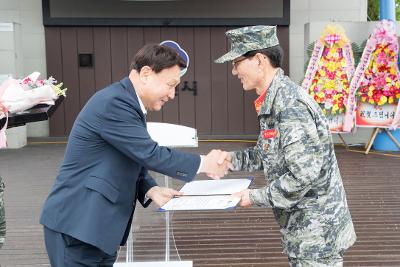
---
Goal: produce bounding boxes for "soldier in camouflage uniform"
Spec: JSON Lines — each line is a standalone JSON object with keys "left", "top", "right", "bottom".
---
{"left": 215, "top": 26, "right": 356, "bottom": 266}
{"left": 0, "top": 176, "right": 5, "bottom": 249}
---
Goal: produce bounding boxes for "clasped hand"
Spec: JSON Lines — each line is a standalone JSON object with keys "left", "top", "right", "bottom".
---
{"left": 199, "top": 149, "right": 233, "bottom": 179}
{"left": 147, "top": 150, "right": 234, "bottom": 207}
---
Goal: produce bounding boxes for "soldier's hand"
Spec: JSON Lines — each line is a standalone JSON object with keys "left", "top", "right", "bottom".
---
{"left": 232, "top": 189, "right": 252, "bottom": 207}
{"left": 217, "top": 151, "right": 233, "bottom": 170}
{"left": 146, "top": 186, "right": 183, "bottom": 207}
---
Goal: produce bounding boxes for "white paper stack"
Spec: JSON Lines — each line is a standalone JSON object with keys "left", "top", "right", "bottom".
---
{"left": 160, "top": 178, "right": 252, "bottom": 211}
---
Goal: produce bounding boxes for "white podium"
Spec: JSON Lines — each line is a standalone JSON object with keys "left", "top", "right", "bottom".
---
{"left": 146, "top": 122, "right": 198, "bottom": 148}
{"left": 114, "top": 123, "right": 197, "bottom": 267}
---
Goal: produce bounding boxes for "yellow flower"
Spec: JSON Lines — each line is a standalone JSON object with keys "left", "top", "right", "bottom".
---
{"left": 319, "top": 24, "right": 348, "bottom": 47}
{"left": 326, "top": 62, "right": 336, "bottom": 72}
{"left": 367, "top": 91, "right": 373, "bottom": 97}
{"left": 388, "top": 96, "right": 394, "bottom": 104}
{"left": 53, "top": 83, "right": 67, "bottom": 97}
{"left": 328, "top": 48, "right": 337, "bottom": 58}
{"left": 378, "top": 95, "right": 387, "bottom": 105}
{"left": 369, "top": 99, "right": 375, "bottom": 104}
{"left": 325, "top": 80, "right": 336, "bottom": 89}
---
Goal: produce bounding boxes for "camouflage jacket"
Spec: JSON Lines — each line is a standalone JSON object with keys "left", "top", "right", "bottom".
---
{"left": 231, "top": 68, "right": 356, "bottom": 259}
{"left": 0, "top": 176, "right": 5, "bottom": 248}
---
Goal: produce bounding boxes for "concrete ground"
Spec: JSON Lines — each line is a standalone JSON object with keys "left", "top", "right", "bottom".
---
{"left": 0, "top": 140, "right": 399, "bottom": 266}
{"left": 0, "top": 140, "right": 252, "bottom": 266}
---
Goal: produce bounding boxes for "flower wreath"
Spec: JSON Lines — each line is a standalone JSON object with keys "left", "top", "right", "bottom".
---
{"left": 302, "top": 24, "right": 355, "bottom": 132}
{"left": 344, "top": 20, "right": 400, "bottom": 130}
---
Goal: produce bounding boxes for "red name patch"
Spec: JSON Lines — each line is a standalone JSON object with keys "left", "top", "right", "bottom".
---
{"left": 262, "top": 129, "right": 277, "bottom": 139}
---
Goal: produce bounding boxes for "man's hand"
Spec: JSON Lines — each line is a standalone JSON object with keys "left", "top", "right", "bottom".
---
{"left": 208, "top": 150, "right": 233, "bottom": 179}
{"left": 146, "top": 186, "right": 183, "bottom": 207}
{"left": 232, "top": 189, "right": 252, "bottom": 207}
{"left": 199, "top": 149, "right": 232, "bottom": 179}
{"left": 217, "top": 150, "right": 233, "bottom": 167}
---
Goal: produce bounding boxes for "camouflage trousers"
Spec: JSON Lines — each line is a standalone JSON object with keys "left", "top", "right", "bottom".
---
{"left": 288, "top": 254, "right": 343, "bottom": 267}
{"left": 0, "top": 176, "right": 5, "bottom": 249}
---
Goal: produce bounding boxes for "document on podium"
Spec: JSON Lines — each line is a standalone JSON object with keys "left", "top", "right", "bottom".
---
{"left": 160, "top": 178, "right": 252, "bottom": 211}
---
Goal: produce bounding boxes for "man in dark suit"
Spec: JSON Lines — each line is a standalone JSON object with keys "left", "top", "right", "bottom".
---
{"left": 40, "top": 43, "right": 228, "bottom": 266}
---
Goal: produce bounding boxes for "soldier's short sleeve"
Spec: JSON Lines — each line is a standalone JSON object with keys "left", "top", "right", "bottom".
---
{"left": 250, "top": 101, "right": 324, "bottom": 209}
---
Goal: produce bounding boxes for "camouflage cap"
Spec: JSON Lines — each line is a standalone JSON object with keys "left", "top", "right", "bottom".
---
{"left": 215, "top": 25, "right": 279, "bottom": 63}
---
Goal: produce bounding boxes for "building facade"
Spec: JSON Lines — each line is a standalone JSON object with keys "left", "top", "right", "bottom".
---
{"left": 0, "top": 0, "right": 369, "bottom": 141}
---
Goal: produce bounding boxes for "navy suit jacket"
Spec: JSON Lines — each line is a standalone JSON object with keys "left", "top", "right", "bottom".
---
{"left": 40, "top": 77, "right": 201, "bottom": 255}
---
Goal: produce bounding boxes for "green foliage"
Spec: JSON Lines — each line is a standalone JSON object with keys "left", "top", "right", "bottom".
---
{"left": 368, "top": 0, "right": 380, "bottom": 21}
{"left": 359, "top": 40, "right": 368, "bottom": 55}
{"left": 368, "top": 0, "right": 400, "bottom": 21}
{"left": 351, "top": 42, "right": 362, "bottom": 66}
{"left": 397, "top": 0, "right": 400, "bottom": 20}
{"left": 306, "top": 41, "right": 316, "bottom": 58}
{"left": 304, "top": 41, "right": 316, "bottom": 73}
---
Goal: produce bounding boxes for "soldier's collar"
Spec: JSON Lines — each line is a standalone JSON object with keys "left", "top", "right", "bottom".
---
{"left": 258, "top": 68, "right": 284, "bottom": 115}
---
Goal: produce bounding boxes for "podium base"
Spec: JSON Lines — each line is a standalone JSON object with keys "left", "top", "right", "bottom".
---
{"left": 114, "top": 261, "right": 192, "bottom": 267}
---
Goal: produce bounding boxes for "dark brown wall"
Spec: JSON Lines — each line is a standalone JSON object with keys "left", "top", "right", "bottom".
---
{"left": 45, "top": 26, "right": 289, "bottom": 138}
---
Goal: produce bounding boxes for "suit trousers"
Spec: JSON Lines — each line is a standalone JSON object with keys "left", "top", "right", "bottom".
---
{"left": 44, "top": 227, "right": 117, "bottom": 267}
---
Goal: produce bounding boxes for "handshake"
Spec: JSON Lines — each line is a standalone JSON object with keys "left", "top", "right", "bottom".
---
{"left": 199, "top": 149, "right": 233, "bottom": 179}
{"left": 147, "top": 150, "right": 250, "bottom": 208}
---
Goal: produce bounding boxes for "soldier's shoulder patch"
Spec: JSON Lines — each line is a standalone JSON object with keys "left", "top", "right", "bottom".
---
{"left": 262, "top": 129, "right": 277, "bottom": 139}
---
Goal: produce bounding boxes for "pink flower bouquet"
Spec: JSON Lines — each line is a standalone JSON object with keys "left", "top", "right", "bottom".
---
{"left": 0, "top": 72, "right": 66, "bottom": 117}
{"left": 0, "top": 72, "right": 66, "bottom": 148}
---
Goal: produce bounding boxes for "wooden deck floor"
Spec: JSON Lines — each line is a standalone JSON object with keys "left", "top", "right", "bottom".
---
{"left": 0, "top": 141, "right": 399, "bottom": 266}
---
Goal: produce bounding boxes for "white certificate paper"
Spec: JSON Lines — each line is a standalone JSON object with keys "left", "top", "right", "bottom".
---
{"left": 161, "top": 195, "right": 240, "bottom": 211}
{"left": 179, "top": 178, "right": 252, "bottom": 195}
{"left": 160, "top": 178, "right": 252, "bottom": 211}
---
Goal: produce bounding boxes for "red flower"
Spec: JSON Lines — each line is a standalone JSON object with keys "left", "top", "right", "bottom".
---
{"left": 22, "top": 77, "right": 32, "bottom": 84}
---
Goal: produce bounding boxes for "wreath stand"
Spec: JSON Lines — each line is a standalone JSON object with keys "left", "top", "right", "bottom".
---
{"left": 341, "top": 128, "right": 400, "bottom": 157}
